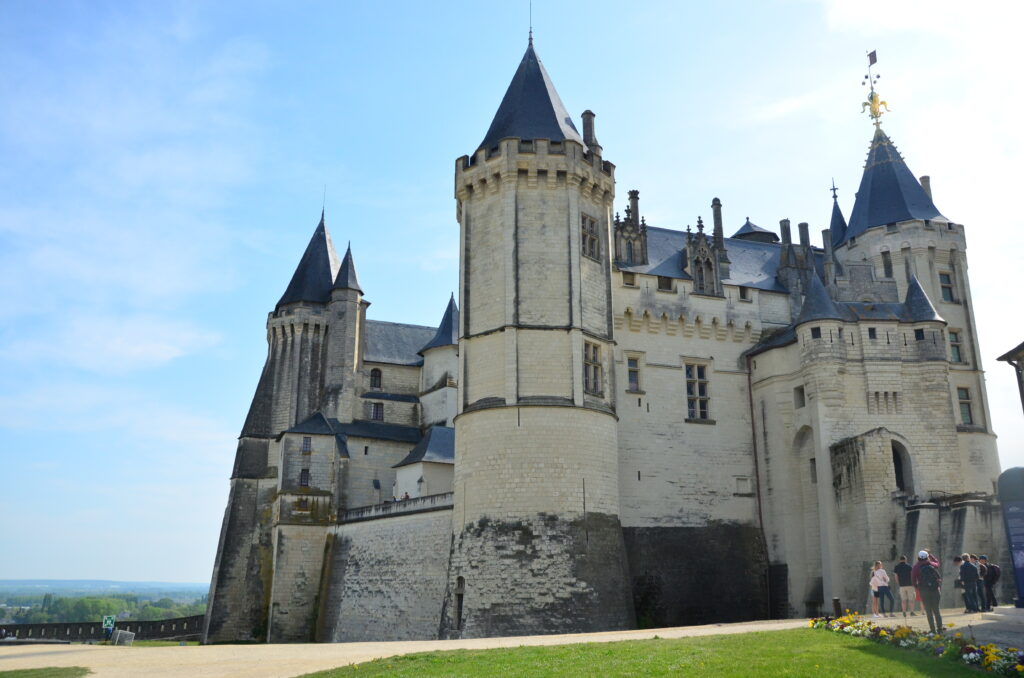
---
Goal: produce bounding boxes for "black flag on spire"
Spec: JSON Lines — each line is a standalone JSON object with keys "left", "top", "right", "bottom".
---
{"left": 868, "top": 50, "right": 877, "bottom": 66}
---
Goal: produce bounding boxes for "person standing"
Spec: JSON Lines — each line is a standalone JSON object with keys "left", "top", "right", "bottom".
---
{"left": 871, "top": 561, "right": 896, "bottom": 617}
{"left": 893, "top": 555, "right": 917, "bottom": 617}
{"left": 971, "top": 555, "right": 990, "bottom": 612}
{"left": 980, "top": 555, "right": 1001, "bottom": 609}
{"left": 959, "top": 553, "right": 980, "bottom": 612}
{"left": 912, "top": 550, "right": 943, "bottom": 633}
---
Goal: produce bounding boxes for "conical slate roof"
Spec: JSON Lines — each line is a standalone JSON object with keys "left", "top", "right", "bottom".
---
{"left": 732, "top": 217, "right": 779, "bottom": 243}
{"left": 418, "top": 294, "right": 459, "bottom": 355}
{"left": 902, "top": 276, "right": 944, "bottom": 323}
{"left": 842, "top": 127, "right": 944, "bottom": 244}
{"left": 276, "top": 211, "right": 341, "bottom": 309}
{"left": 333, "top": 243, "right": 362, "bottom": 293}
{"left": 829, "top": 197, "right": 848, "bottom": 249}
{"left": 796, "top": 274, "right": 846, "bottom": 325}
{"left": 478, "top": 42, "right": 584, "bottom": 152}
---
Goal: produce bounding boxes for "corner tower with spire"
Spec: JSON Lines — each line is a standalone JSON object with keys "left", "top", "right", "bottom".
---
{"left": 445, "top": 39, "right": 634, "bottom": 636}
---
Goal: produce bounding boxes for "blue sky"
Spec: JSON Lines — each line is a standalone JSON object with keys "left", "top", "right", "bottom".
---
{"left": 1, "top": 1, "right": 1021, "bottom": 583}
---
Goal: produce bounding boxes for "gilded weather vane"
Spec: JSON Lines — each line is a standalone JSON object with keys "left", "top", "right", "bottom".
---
{"left": 861, "top": 50, "right": 890, "bottom": 126}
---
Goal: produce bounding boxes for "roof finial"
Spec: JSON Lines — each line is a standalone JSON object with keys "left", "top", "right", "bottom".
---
{"left": 830, "top": 179, "right": 838, "bottom": 200}
{"left": 528, "top": 0, "right": 533, "bottom": 46}
{"left": 861, "top": 50, "right": 889, "bottom": 127}
{"left": 322, "top": 184, "right": 327, "bottom": 221}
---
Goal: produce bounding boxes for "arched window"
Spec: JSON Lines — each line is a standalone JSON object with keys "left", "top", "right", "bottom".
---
{"left": 695, "top": 258, "right": 705, "bottom": 291}
{"left": 370, "top": 368, "right": 382, "bottom": 389}
{"left": 625, "top": 240, "right": 634, "bottom": 264}
{"left": 891, "top": 441, "right": 914, "bottom": 493}
{"left": 704, "top": 260, "right": 714, "bottom": 293}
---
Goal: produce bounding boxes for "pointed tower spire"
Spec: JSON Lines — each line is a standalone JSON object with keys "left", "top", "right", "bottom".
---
{"left": 477, "top": 41, "right": 583, "bottom": 152}
{"left": 333, "top": 242, "right": 362, "bottom": 293}
{"left": 829, "top": 184, "right": 848, "bottom": 249}
{"left": 418, "top": 293, "right": 460, "bottom": 354}
{"left": 276, "top": 212, "right": 341, "bottom": 309}
{"left": 796, "top": 274, "right": 846, "bottom": 325}
{"left": 903, "top": 275, "right": 944, "bottom": 323}
{"left": 841, "top": 127, "right": 944, "bottom": 244}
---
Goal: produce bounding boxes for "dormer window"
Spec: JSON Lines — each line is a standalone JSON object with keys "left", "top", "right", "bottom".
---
{"left": 622, "top": 272, "right": 636, "bottom": 287}
{"left": 370, "top": 368, "right": 382, "bottom": 389}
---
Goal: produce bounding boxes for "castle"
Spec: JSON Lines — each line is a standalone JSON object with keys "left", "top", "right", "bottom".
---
{"left": 203, "top": 41, "right": 1008, "bottom": 643}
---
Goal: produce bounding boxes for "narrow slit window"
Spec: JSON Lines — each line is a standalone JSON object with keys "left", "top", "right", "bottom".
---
{"left": 627, "top": 357, "right": 641, "bottom": 392}
{"left": 957, "top": 387, "right": 974, "bottom": 425}
{"left": 584, "top": 342, "right": 603, "bottom": 395}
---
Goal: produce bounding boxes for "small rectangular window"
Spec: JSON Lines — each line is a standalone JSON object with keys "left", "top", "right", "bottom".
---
{"left": 685, "top": 363, "right": 710, "bottom": 420}
{"left": 868, "top": 327, "right": 877, "bottom": 340}
{"left": 739, "top": 286, "right": 750, "bottom": 301}
{"left": 914, "top": 328, "right": 925, "bottom": 341}
{"left": 584, "top": 341, "right": 603, "bottom": 395}
{"left": 794, "top": 386, "right": 806, "bottom": 409}
{"left": 957, "top": 387, "right": 974, "bottom": 425}
{"left": 810, "top": 327, "right": 822, "bottom": 339}
{"left": 371, "top": 402, "right": 384, "bottom": 420}
{"left": 297, "top": 498, "right": 309, "bottom": 510}
{"left": 301, "top": 436, "right": 312, "bottom": 453}
{"left": 299, "top": 469, "right": 310, "bottom": 487}
{"left": 657, "top": 276, "right": 673, "bottom": 291}
{"left": 809, "top": 458, "right": 817, "bottom": 484}
{"left": 364, "top": 445, "right": 369, "bottom": 456}
{"left": 581, "top": 215, "right": 600, "bottom": 260}
{"left": 622, "top": 272, "right": 636, "bottom": 286}
{"left": 939, "top": 272, "right": 955, "bottom": 302}
{"left": 881, "top": 251, "right": 893, "bottom": 278}
{"left": 627, "top": 357, "right": 641, "bottom": 392}
{"left": 949, "top": 331, "right": 963, "bottom": 363}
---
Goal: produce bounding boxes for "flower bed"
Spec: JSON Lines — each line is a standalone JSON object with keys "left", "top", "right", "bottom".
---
{"left": 810, "top": 612, "right": 1024, "bottom": 675}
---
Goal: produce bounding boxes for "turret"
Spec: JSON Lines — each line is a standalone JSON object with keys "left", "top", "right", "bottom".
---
{"left": 325, "top": 241, "right": 366, "bottom": 422}
{"left": 418, "top": 294, "right": 459, "bottom": 427}
{"left": 447, "top": 40, "right": 634, "bottom": 637}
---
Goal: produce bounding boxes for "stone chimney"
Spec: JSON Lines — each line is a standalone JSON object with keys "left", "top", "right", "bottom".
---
{"left": 919, "top": 175, "right": 932, "bottom": 199}
{"left": 798, "top": 222, "right": 810, "bottom": 248}
{"left": 582, "top": 110, "right": 601, "bottom": 154}
{"left": 780, "top": 219, "right": 792, "bottom": 245}
{"left": 712, "top": 198, "right": 724, "bottom": 248}
{"left": 628, "top": 190, "right": 640, "bottom": 225}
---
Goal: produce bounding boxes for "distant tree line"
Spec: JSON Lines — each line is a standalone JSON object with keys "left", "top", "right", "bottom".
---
{"left": 0, "top": 593, "right": 207, "bottom": 624}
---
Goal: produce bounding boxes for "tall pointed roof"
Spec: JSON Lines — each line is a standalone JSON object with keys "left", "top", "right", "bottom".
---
{"left": 796, "top": 274, "right": 846, "bottom": 325}
{"left": 903, "top": 276, "right": 944, "bottom": 323}
{"left": 333, "top": 242, "right": 362, "bottom": 293}
{"left": 841, "top": 127, "right": 944, "bottom": 244}
{"left": 829, "top": 196, "right": 848, "bottom": 249}
{"left": 276, "top": 211, "right": 341, "bottom": 309}
{"left": 478, "top": 42, "right": 584, "bottom": 152}
{"left": 418, "top": 294, "right": 459, "bottom": 355}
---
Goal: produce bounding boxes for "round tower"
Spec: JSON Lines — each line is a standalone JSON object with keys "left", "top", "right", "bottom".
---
{"left": 444, "top": 42, "right": 634, "bottom": 637}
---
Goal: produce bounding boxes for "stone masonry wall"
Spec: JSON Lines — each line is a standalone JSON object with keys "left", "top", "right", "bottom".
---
{"left": 317, "top": 509, "right": 452, "bottom": 642}
{"left": 267, "top": 525, "right": 328, "bottom": 642}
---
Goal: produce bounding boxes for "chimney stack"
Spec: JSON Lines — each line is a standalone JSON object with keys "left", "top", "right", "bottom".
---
{"left": 582, "top": 110, "right": 601, "bottom": 154}
{"left": 628, "top": 190, "right": 640, "bottom": 225}
{"left": 780, "top": 219, "right": 792, "bottom": 245}
{"left": 798, "top": 222, "right": 810, "bottom": 248}
{"left": 712, "top": 198, "right": 724, "bottom": 247}
{"left": 919, "top": 175, "right": 932, "bottom": 199}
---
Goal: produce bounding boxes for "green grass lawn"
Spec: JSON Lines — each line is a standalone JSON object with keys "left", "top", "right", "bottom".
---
{"left": 0, "top": 669, "right": 90, "bottom": 678}
{"left": 301, "top": 629, "right": 979, "bottom": 678}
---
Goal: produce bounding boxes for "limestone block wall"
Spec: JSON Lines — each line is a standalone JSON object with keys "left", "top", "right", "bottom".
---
{"left": 419, "top": 386, "right": 456, "bottom": 428}
{"left": 279, "top": 433, "right": 336, "bottom": 494}
{"left": 203, "top": 475, "right": 277, "bottom": 643}
{"left": 342, "top": 436, "right": 418, "bottom": 507}
{"left": 267, "top": 524, "right": 328, "bottom": 642}
{"left": 396, "top": 461, "right": 453, "bottom": 499}
{"left": 317, "top": 509, "right": 452, "bottom": 642}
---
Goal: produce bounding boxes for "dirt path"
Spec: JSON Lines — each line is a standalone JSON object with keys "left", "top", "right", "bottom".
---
{"left": 0, "top": 610, "right": 1017, "bottom": 678}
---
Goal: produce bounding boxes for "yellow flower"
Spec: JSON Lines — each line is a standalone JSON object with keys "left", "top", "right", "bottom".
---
{"left": 955, "top": 632, "right": 962, "bottom": 638}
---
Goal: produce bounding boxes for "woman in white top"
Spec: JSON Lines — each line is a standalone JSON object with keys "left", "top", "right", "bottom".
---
{"left": 870, "top": 560, "right": 896, "bottom": 617}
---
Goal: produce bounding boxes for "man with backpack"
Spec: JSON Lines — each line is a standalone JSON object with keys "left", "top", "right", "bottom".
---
{"left": 959, "top": 552, "right": 981, "bottom": 612}
{"left": 980, "top": 555, "right": 1001, "bottom": 609}
{"left": 912, "top": 549, "right": 943, "bottom": 633}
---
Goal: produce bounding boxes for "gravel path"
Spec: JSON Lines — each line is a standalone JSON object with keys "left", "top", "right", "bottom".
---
{"left": 0, "top": 609, "right": 1019, "bottom": 678}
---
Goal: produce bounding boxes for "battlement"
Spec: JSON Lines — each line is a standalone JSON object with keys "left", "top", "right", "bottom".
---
{"left": 455, "top": 138, "right": 614, "bottom": 202}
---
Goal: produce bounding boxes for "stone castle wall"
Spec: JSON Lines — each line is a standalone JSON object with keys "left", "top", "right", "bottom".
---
{"left": 317, "top": 509, "right": 452, "bottom": 642}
